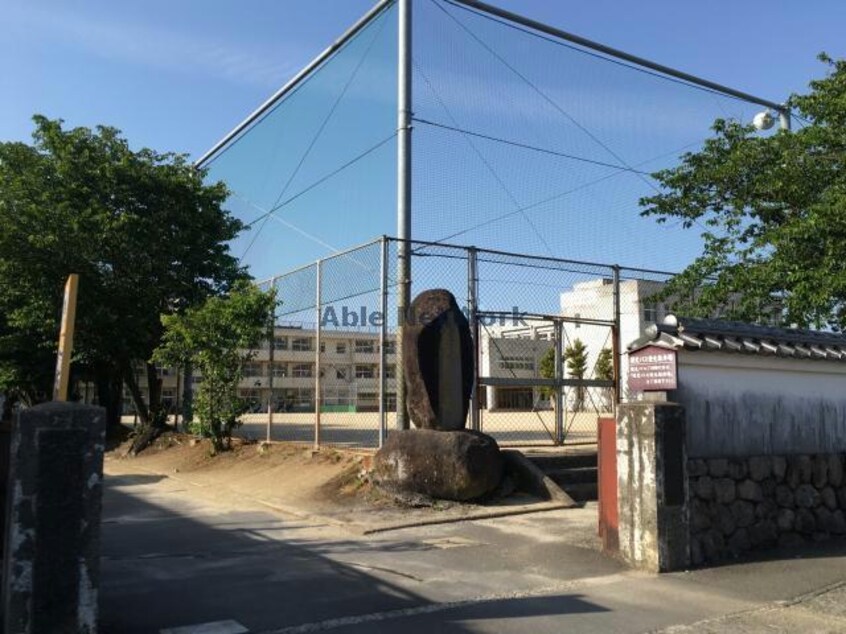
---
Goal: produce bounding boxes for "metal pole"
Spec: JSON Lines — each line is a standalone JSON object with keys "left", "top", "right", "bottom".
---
{"left": 395, "top": 0, "right": 413, "bottom": 431}
{"left": 779, "top": 107, "right": 792, "bottom": 131}
{"left": 267, "top": 276, "right": 277, "bottom": 443}
{"left": 612, "top": 266, "right": 622, "bottom": 407}
{"left": 195, "top": 0, "right": 395, "bottom": 168}
{"left": 450, "top": 0, "right": 785, "bottom": 112}
{"left": 467, "top": 247, "right": 480, "bottom": 432}
{"left": 379, "top": 237, "right": 389, "bottom": 446}
{"left": 314, "top": 261, "right": 323, "bottom": 450}
{"left": 554, "top": 319, "right": 564, "bottom": 445}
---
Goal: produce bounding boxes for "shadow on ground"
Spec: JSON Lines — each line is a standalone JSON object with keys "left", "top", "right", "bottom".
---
{"left": 100, "top": 476, "right": 608, "bottom": 633}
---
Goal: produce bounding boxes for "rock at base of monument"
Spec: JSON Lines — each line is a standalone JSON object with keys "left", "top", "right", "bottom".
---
{"left": 403, "top": 289, "right": 474, "bottom": 431}
{"left": 374, "top": 429, "right": 504, "bottom": 502}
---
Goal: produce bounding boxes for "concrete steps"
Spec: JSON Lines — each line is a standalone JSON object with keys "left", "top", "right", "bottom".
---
{"left": 526, "top": 451, "right": 598, "bottom": 503}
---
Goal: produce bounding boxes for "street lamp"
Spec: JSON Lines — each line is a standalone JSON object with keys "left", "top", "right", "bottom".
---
{"left": 753, "top": 106, "right": 791, "bottom": 132}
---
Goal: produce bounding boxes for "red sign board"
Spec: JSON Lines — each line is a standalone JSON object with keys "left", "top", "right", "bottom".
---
{"left": 628, "top": 345, "right": 678, "bottom": 392}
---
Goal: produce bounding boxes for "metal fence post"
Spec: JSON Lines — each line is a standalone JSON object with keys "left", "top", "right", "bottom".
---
{"left": 379, "top": 237, "right": 389, "bottom": 447}
{"left": 612, "top": 265, "right": 622, "bottom": 408}
{"left": 395, "top": 0, "right": 412, "bottom": 431}
{"left": 267, "top": 276, "right": 277, "bottom": 443}
{"left": 314, "top": 260, "right": 322, "bottom": 450}
{"left": 554, "top": 319, "right": 564, "bottom": 445}
{"left": 467, "top": 246, "right": 480, "bottom": 432}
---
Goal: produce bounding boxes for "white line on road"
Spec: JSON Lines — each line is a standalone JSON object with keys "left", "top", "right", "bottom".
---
{"left": 161, "top": 619, "right": 249, "bottom": 634}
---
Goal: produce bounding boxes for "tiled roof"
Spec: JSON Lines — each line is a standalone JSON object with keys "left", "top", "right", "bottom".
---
{"left": 629, "top": 315, "right": 846, "bottom": 361}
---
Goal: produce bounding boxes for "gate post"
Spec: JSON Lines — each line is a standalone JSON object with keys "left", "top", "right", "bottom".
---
{"left": 615, "top": 398, "right": 689, "bottom": 572}
{"left": 554, "top": 319, "right": 564, "bottom": 445}
{"left": 597, "top": 415, "right": 618, "bottom": 552}
{"left": 314, "top": 259, "right": 322, "bottom": 450}
{"left": 3, "top": 402, "right": 106, "bottom": 633}
{"left": 612, "top": 265, "right": 622, "bottom": 406}
{"left": 379, "top": 237, "right": 389, "bottom": 446}
{"left": 467, "top": 246, "right": 480, "bottom": 432}
{"left": 267, "top": 275, "right": 277, "bottom": 443}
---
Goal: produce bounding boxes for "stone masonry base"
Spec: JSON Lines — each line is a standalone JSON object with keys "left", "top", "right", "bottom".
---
{"left": 688, "top": 453, "right": 846, "bottom": 565}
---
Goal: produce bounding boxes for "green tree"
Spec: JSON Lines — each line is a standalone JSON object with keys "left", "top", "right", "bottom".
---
{"left": 640, "top": 56, "right": 846, "bottom": 329}
{"left": 0, "top": 116, "right": 244, "bottom": 428}
{"left": 154, "top": 282, "right": 276, "bottom": 453}
{"left": 564, "top": 339, "right": 588, "bottom": 411}
{"left": 564, "top": 339, "right": 588, "bottom": 379}
{"left": 595, "top": 348, "right": 613, "bottom": 381}
{"left": 595, "top": 347, "right": 614, "bottom": 411}
{"left": 538, "top": 346, "right": 556, "bottom": 401}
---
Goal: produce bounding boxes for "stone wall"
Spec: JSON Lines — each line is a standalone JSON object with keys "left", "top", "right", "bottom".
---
{"left": 688, "top": 453, "right": 846, "bottom": 565}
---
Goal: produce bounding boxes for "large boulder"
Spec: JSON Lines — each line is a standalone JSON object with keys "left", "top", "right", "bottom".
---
{"left": 403, "top": 289, "right": 474, "bottom": 431}
{"left": 374, "top": 429, "right": 503, "bottom": 501}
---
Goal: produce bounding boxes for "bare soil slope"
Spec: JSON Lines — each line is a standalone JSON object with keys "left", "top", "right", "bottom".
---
{"left": 105, "top": 433, "right": 566, "bottom": 530}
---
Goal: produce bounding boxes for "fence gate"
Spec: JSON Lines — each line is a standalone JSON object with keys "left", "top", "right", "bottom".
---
{"left": 474, "top": 312, "right": 616, "bottom": 447}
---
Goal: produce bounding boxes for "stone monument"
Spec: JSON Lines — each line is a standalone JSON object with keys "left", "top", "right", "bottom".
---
{"left": 402, "top": 289, "right": 474, "bottom": 430}
{"left": 375, "top": 289, "right": 503, "bottom": 501}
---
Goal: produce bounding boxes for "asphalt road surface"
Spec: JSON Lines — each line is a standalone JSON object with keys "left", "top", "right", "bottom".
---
{"left": 101, "top": 471, "right": 846, "bottom": 634}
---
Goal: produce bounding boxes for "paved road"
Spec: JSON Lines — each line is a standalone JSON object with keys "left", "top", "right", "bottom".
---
{"left": 101, "top": 471, "right": 846, "bottom": 634}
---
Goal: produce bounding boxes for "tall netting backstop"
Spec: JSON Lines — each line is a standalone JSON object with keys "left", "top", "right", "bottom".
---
{"left": 198, "top": 0, "right": 789, "bottom": 448}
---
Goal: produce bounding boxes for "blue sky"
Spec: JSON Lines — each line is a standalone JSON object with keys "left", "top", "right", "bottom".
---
{"left": 4, "top": 0, "right": 845, "bottom": 281}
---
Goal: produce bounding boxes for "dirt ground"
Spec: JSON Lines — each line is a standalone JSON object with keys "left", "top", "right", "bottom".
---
{"left": 104, "top": 433, "right": 568, "bottom": 532}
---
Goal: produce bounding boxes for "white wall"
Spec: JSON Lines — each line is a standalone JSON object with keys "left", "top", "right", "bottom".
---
{"left": 675, "top": 351, "right": 846, "bottom": 457}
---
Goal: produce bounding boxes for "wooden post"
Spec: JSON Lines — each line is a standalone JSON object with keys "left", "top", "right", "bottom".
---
{"left": 53, "top": 274, "right": 79, "bottom": 402}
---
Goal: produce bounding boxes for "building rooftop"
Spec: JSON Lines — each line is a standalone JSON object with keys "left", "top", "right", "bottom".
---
{"left": 629, "top": 315, "right": 846, "bottom": 361}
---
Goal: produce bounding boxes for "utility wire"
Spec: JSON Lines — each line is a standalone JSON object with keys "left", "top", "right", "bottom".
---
{"left": 432, "top": 0, "right": 662, "bottom": 196}
{"left": 413, "top": 117, "right": 654, "bottom": 176}
{"left": 240, "top": 13, "right": 390, "bottom": 262}
{"left": 232, "top": 192, "right": 342, "bottom": 254}
{"left": 413, "top": 62, "right": 555, "bottom": 255}
{"left": 418, "top": 139, "right": 703, "bottom": 249}
{"left": 240, "top": 133, "right": 396, "bottom": 231}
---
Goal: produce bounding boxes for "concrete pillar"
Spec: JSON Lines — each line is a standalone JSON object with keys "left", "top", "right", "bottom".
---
{"left": 616, "top": 401, "right": 689, "bottom": 572}
{"left": 2, "top": 402, "right": 106, "bottom": 633}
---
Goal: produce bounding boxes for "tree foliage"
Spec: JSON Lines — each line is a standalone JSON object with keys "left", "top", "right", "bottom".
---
{"left": 538, "top": 339, "right": 590, "bottom": 408}
{"left": 641, "top": 56, "right": 846, "bottom": 329}
{"left": 595, "top": 347, "right": 615, "bottom": 412}
{"left": 0, "top": 116, "right": 244, "bottom": 425}
{"left": 564, "top": 339, "right": 588, "bottom": 411}
{"left": 564, "top": 339, "right": 588, "bottom": 379}
{"left": 595, "top": 348, "right": 614, "bottom": 382}
{"left": 155, "top": 282, "right": 275, "bottom": 452}
{"left": 538, "top": 346, "right": 556, "bottom": 400}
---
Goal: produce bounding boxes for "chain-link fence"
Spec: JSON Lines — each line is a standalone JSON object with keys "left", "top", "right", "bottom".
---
{"left": 238, "top": 236, "right": 680, "bottom": 449}
{"left": 239, "top": 239, "right": 393, "bottom": 448}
